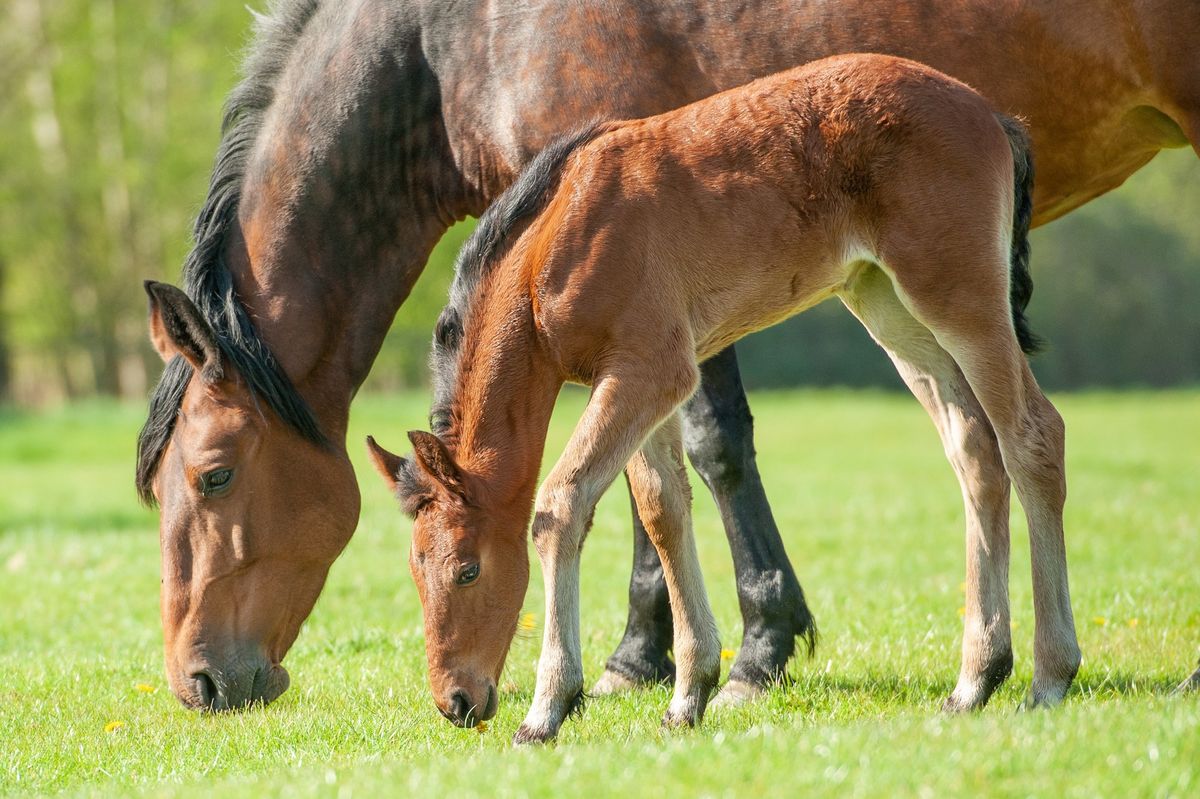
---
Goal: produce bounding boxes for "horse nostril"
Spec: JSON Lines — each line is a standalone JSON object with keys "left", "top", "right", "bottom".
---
{"left": 449, "top": 689, "right": 472, "bottom": 726}
{"left": 191, "top": 672, "right": 217, "bottom": 708}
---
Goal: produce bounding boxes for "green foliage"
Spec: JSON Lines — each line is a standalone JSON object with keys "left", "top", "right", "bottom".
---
{"left": 1, "top": 3, "right": 1198, "bottom": 404}
{"left": 1, "top": 391, "right": 1198, "bottom": 795}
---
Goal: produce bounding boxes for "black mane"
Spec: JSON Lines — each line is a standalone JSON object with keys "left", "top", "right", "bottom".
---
{"left": 428, "top": 122, "right": 610, "bottom": 432}
{"left": 136, "top": 0, "right": 327, "bottom": 505}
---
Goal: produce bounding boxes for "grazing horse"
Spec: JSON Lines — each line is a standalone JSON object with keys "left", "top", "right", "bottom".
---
{"left": 365, "top": 54, "right": 1080, "bottom": 741}
{"left": 139, "top": 0, "right": 1200, "bottom": 711}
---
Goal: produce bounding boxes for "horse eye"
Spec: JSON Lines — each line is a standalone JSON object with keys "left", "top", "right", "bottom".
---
{"left": 200, "top": 468, "right": 234, "bottom": 497}
{"left": 456, "top": 563, "right": 480, "bottom": 586}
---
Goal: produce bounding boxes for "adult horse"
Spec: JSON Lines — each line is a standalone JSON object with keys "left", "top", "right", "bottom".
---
{"left": 139, "top": 0, "right": 1200, "bottom": 711}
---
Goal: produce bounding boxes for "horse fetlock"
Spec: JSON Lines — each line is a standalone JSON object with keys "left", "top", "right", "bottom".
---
{"left": 516, "top": 683, "right": 585, "bottom": 745}
{"left": 728, "top": 598, "right": 812, "bottom": 688}
{"left": 664, "top": 673, "right": 717, "bottom": 729}
{"left": 1030, "top": 640, "right": 1080, "bottom": 707}
{"left": 943, "top": 646, "right": 1013, "bottom": 712}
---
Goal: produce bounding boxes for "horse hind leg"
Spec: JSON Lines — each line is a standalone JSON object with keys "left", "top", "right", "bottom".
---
{"left": 881, "top": 249, "right": 1081, "bottom": 708}
{"left": 842, "top": 265, "right": 1014, "bottom": 712}
{"left": 626, "top": 413, "right": 722, "bottom": 727}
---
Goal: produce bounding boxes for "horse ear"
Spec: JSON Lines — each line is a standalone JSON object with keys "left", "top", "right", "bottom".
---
{"left": 365, "top": 436, "right": 406, "bottom": 492}
{"left": 144, "top": 280, "right": 224, "bottom": 382}
{"left": 407, "top": 430, "right": 465, "bottom": 497}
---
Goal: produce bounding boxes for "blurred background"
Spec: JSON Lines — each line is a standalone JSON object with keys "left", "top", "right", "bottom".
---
{"left": 1, "top": 0, "right": 1198, "bottom": 407}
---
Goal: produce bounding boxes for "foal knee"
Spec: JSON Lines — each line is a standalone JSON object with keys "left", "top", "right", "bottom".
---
{"left": 1019, "top": 396, "right": 1067, "bottom": 500}
{"left": 532, "top": 480, "right": 592, "bottom": 557}
{"left": 946, "top": 414, "right": 1010, "bottom": 508}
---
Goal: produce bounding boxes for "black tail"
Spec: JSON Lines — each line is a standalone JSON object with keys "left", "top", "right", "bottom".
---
{"left": 997, "top": 114, "right": 1041, "bottom": 355}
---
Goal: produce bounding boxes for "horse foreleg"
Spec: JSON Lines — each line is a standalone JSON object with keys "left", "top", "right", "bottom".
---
{"left": 680, "top": 345, "right": 817, "bottom": 706}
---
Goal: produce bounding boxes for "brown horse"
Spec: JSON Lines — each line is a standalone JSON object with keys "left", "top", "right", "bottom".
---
{"left": 366, "top": 54, "right": 1080, "bottom": 741}
{"left": 140, "top": 0, "right": 1200, "bottom": 711}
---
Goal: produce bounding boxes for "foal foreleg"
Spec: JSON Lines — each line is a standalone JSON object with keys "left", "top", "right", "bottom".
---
{"left": 626, "top": 414, "right": 721, "bottom": 727}
{"left": 515, "top": 363, "right": 700, "bottom": 745}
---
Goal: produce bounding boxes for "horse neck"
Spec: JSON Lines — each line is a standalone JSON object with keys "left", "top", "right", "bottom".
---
{"left": 447, "top": 278, "right": 561, "bottom": 511}
{"left": 223, "top": 5, "right": 476, "bottom": 441}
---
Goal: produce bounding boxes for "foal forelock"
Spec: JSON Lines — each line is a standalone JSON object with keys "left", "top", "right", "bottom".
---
{"left": 428, "top": 122, "right": 611, "bottom": 430}
{"left": 135, "top": 0, "right": 330, "bottom": 506}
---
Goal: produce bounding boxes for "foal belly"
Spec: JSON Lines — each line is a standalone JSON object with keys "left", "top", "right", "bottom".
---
{"left": 691, "top": 258, "right": 847, "bottom": 362}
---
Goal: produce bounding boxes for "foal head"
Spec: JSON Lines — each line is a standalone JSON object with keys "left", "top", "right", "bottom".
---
{"left": 366, "top": 432, "right": 528, "bottom": 726}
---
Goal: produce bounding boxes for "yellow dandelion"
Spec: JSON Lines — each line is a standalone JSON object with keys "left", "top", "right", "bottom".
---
{"left": 475, "top": 721, "right": 489, "bottom": 733}
{"left": 135, "top": 683, "right": 157, "bottom": 694}
{"left": 1092, "top": 616, "right": 1108, "bottom": 626}
{"left": 1127, "top": 618, "right": 1139, "bottom": 628}
{"left": 720, "top": 648, "right": 736, "bottom": 660}
{"left": 957, "top": 606, "right": 966, "bottom": 618}
{"left": 104, "top": 721, "right": 125, "bottom": 733}
{"left": 518, "top": 613, "right": 536, "bottom": 632}
{"left": 1010, "top": 620, "right": 1020, "bottom": 631}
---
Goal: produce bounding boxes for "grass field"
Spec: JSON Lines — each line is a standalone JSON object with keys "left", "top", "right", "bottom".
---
{"left": 1, "top": 389, "right": 1198, "bottom": 797}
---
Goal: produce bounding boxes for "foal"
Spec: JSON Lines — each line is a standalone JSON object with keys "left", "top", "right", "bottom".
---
{"left": 368, "top": 54, "right": 1081, "bottom": 742}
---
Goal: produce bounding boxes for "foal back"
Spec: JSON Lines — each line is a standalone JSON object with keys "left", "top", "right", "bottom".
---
{"left": 532, "top": 55, "right": 1016, "bottom": 369}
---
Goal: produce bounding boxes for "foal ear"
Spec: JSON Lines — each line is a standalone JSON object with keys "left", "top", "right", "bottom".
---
{"left": 144, "top": 280, "right": 224, "bottom": 383}
{"left": 407, "top": 430, "right": 466, "bottom": 497}
{"left": 365, "top": 436, "right": 407, "bottom": 492}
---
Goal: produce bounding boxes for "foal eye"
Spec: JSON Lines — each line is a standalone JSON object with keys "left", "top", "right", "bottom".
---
{"left": 456, "top": 563, "right": 480, "bottom": 586}
{"left": 200, "top": 468, "right": 234, "bottom": 497}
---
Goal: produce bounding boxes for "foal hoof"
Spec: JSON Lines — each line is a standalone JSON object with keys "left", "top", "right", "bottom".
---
{"left": 592, "top": 668, "right": 639, "bottom": 696}
{"left": 512, "top": 723, "right": 556, "bottom": 746}
{"left": 709, "top": 679, "right": 763, "bottom": 709}
{"left": 941, "top": 693, "right": 982, "bottom": 714}
{"left": 662, "top": 701, "right": 703, "bottom": 729}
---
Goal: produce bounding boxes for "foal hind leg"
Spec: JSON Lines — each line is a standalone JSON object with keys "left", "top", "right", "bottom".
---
{"left": 885, "top": 260, "right": 1081, "bottom": 707}
{"left": 627, "top": 413, "right": 722, "bottom": 726}
{"left": 593, "top": 490, "right": 676, "bottom": 694}
{"left": 843, "top": 266, "right": 1014, "bottom": 711}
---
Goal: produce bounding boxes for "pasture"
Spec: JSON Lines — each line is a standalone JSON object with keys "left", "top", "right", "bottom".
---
{"left": 1, "top": 389, "right": 1197, "bottom": 797}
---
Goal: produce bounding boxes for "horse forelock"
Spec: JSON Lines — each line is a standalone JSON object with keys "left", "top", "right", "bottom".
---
{"left": 135, "top": 0, "right": 329, "bottom": 506}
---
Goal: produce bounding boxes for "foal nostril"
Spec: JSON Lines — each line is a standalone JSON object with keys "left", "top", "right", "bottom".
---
{"left": 191, "top": 672, "right": 217, "bottom": 708}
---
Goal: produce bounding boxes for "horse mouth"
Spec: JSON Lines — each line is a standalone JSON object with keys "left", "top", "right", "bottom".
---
{"left": 175, "top": 662, "right": 291, "bottom": 712}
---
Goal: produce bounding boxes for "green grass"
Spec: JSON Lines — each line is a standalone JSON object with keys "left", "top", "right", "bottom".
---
{"left": 1, "top": 390, "right": 1198, "bottom": 797}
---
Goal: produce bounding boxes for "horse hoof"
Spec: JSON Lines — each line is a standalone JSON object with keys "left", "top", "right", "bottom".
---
{"left": 709, "top": 679, "right": 763, "bottom": 709}
{"left": 512, "top": 723, "right": 555, "bottom": 746}
{"left": 592, "top": 668, "right": 639, "bottom": 696}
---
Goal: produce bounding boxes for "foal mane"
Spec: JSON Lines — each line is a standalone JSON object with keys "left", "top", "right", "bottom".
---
{"left": 136, "top": 0, "right": 327, "bottom": 505}
{"left": 428, "top": 121, "right": 610, "bottom": 433}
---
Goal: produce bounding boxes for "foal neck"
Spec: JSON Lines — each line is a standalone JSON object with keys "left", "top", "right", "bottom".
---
{"left": 448, "top": 281, "right": 562, "bottom": 510}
